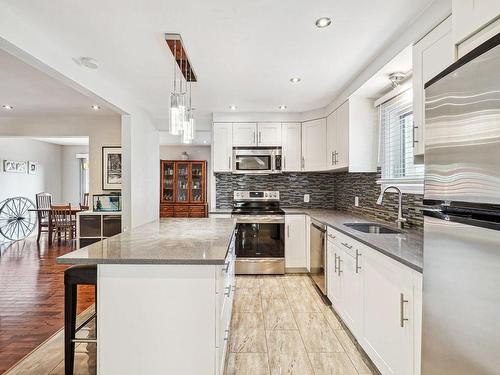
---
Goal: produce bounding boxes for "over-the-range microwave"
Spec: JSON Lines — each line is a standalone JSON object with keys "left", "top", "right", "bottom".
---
{"left": 232, "top": 147, "right": 282, "bottom": 174}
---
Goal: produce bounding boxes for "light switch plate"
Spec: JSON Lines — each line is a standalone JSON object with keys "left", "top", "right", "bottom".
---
{"left": 304, "top": 194, "right": 310, "bottom": 203}
{"left": 354, "top": 196, "right": 359, "bottom": 207}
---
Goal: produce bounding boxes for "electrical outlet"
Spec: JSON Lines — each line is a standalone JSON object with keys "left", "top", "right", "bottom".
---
{"left": 304, "top": 194, "right": 310, "bottom": 203}
{"left": 354, "top": 196, "right": 359, "bottom": 207}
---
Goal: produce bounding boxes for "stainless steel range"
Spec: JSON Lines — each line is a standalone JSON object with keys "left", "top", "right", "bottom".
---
{"left": 232, "top": 191, "right": 285, "bottom": 274}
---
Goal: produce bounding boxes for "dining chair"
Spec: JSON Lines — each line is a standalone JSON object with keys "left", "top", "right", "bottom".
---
{"left": 51, "top": 204, "right": 75, "bottom": 242}
{"left": 35, "top": 192, "right": 52, "bottom": 242}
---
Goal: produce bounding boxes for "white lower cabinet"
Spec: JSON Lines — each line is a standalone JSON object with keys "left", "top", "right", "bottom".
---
{"left": 285, "top": 215, "right": 307, "bottom": 269}
{"left": 326, "top": 227, "right": 422, "bottom": 375}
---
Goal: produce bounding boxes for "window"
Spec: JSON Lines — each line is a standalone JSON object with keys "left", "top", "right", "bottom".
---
{"left": 378, "top": 88, "right": 424, "bottom": 192}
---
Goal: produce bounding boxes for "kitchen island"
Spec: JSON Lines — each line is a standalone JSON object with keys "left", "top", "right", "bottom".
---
{"left": 57, "top": 218, "right": 237, "bottom": 375}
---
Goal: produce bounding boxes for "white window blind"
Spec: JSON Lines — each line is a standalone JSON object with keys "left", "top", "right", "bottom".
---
{"left": 379, "top": 89, "right": 424, "bottom": 183}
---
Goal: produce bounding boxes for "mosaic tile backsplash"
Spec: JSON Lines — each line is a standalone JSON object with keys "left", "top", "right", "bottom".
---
{"left": 215, "top": 171, "right": 424, "bottom": 230}
{"left": 333, "top": 171, "right": 424, "bottom": 230}
{"left": 215, "top": 173, "right": 336, "bottom": 209}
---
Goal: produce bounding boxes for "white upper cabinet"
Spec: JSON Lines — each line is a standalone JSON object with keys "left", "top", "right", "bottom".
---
{"left": 326, "top": 98, "right": 377, "bottom": 172}
{"left": 301, "top": 118, "right": 327, "bottom": 171}
{"left": 453, "top": 0, "right": 500, "bottom": 54}
{"left": 233, "top": 123, "right": 257, "bottom": 146}
{"left": 232, "top": 122, "right": 282, "bottom": 147}
{"left": 282, "top": 123, "right": 302, "bottom": 172}
{"left": 285, "top": 215, "right": 307, "bottom": 269}
{"left": 212, "top": 123, "right": 233, "bottom": 172}
{"left": 412, "top": 17, "right": 454, "bottom": 156}
{"left": 257, "top": 123, "right": 282, "bottom": 146}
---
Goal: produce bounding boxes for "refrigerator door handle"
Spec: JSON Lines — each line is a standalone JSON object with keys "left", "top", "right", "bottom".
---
{"left": 423, "top": 209, "right": 500, "bottom": 232}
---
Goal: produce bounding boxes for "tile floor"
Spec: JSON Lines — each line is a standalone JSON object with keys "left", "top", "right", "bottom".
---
{"left": 225, "top": 275, "right": 375, "bottom": 375}
{"left": 4, "top": 275, "right": 375, "bottom": 375}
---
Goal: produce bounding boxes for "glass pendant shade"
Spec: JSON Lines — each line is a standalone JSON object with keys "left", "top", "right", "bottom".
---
{"left": 170, "top": 93, "right": 187, "bottom": 135}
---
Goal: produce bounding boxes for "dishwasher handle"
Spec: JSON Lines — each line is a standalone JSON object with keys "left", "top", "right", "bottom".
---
{"left": 311, "top": 222, "right": 326, "bottom": 233}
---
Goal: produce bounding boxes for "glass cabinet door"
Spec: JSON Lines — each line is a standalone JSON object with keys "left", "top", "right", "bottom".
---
{"left": 162, "top": 162, "right": 175, "bottom": 202}
{"left": 190, "top": 162, "right": 204, "bottom": 203}
{"left": 176, "top": 162, "right": 189, "bottom": 202}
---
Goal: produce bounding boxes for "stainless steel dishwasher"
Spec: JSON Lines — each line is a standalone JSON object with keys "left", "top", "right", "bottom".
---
{"left": 309, "top": 219, "right": 327, "bottom": 295}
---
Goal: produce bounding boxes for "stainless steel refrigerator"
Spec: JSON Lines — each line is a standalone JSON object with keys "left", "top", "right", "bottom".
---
{"left": 422, "top": 33, "right": 500, "bottom": 374}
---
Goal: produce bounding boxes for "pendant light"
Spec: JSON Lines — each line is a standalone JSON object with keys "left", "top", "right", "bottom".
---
{"left": 170, "top": 40, "right": 182, "bottom": 135}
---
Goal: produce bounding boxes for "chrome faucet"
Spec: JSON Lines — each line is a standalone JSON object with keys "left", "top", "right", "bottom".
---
{"left": 376, "top": 186, "right": 407, "bottom": 229}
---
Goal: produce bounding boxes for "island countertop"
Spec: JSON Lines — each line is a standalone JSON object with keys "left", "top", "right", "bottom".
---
{"left": 57, "top": 218, "right": 236, "bottom": 265}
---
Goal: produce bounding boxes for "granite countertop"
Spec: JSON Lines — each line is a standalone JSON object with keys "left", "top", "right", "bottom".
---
{"left": 284, "top": 208, "right": 423, "bottom": 272}
{"left": 57, "top": 218, "right": 236, "bottom": 265}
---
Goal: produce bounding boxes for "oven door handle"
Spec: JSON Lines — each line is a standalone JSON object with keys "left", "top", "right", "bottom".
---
{"left": 234, "top": 215, "right": 285, "bottom": 224}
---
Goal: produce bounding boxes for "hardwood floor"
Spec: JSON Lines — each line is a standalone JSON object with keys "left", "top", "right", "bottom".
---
{"left": 0, "top": 235, "right": 95, "bottom": 374}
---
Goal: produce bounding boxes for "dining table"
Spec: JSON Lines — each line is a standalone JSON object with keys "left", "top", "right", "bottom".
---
{"left": 28, "top": 207, "right": 82, "bottom": 246}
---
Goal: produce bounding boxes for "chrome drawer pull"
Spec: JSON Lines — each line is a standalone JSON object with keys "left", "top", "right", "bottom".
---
{"left": 355, "top": 250, "right": 362, "bottom": 273}
{"left": 334, "top": 253, "right": 339, "bottom": 273}
{"left": 337, "top": 258, "right": 343, "bottom": 275}
{"left": 341, "top": 242, "right": 353, "bottom": 249}
{"left": 224, "top": 286, "right": 231, "bottom": 297}
{"left": 400, "top": 293, "right": 409, "bottom": 327}
{"left": 224, "top": 329, "right": 230, "bottom": 341}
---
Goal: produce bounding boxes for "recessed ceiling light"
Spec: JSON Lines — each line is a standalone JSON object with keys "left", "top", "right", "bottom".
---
{"left": 315, "top": 17, "right": 332, "bottom": 28}
{"left": 290, "top": 77, "right": 301, "bottom": 83}
{"left": 2, "top": 104, "right": 13, "bottom": 110}
{"left": 278, "top": 105, "right": 287, "bottom": 110}
{"left": 91, "top": 105, "right": 101, "bottom": 110}
{"left": 229, "top": 105, "right": 237, "bottom": 110}
{"left": 73, "top": 56, "right": 99, "bottom": 70}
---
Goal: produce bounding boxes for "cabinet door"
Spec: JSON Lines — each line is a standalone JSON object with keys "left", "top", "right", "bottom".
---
{"left": 412, "top": 17, "right": 453, "bottom": 156}
{"left": 285, "top": 215, "right": 306, "bottom": 268}
{"left": 189, "top": 162, "right": 205, "bottom": 203}
{"left": 257, "top": 123, "right": 282, "bottom": 146}
{"left": 161, "top": 161, "right": 175, "bottom": 202}
{"left": 362, "top": 253, "right": 415, "bottom": 375}
{"left": 233, "top": 123, "right": 257, "bottom": 146}
{"left": 336, "top": 101, "right": 350, "bottom": 169}
{"left": 301, "top": 118, "right": 327, "bottom": 171}
{"left": 452, "top": 0, "right": 500, "bottom": 45}
{"left": 176, "top": 162, "right": 189, "bottom": 203}
{"left": 213, "top": 123, "right": 233, "bottom": 172}
{"left": 282, "top": 123, "right": 302, "bottom": 171}
{"left": 327, "top": 240, "right": 342, "bottom": 311}
{"left": 339, "top": 249, "right": 362, "bottom": 336}
{"left": 326, "top": 110, "right": 337, "bottom": 169}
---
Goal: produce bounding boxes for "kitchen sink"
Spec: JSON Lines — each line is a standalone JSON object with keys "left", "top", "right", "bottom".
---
{"left": 343, "top": 223, "right": 403, "bottom": 234}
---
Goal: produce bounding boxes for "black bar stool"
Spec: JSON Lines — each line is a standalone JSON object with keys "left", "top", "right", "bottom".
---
{"left": 64, "top": 264, "right": 97, "bottom": 375}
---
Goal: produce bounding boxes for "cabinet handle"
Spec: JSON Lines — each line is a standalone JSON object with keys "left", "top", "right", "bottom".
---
{"left": 341, "top": 242, "right": 352, "bottom": 249}
{"left": 328, "top": 233, "right": 336, "bottom": 240}
{"left": 338, "top": 257, "right": 343, "bottom": 276}
{"left": 283, "top": 156, "right": 286, "bottom": 171}
{"left": 400, "top": 293, "right": 409, "bottom": 327}
{"left": 412, "top": 121, "right": 419, "bottom": 147}
{"left": 355, "top": 250, "right": 361, "bottom": 273}
{"left": 228, "top": 156, "right": 231, "bottom": 170}
{"left": 224, "top": 329, "right": 230, "bottom": 341}
{"left": 301, "top": 156, "right": 305, "bottom": 169}
{"left": 287, "top": 224, "right": 290, "bottom": 238}
{"left": 224, "top": 285, "right": 231, "bottom": 297}
{"left": 259, "top": 132, "right": 262, "bottom": 144}
{"left": 253, "top": 131, "right": 256, "bottom": 144}
{"left": 223, "top": 261, "right": 230, "bottom": 272}
{"left": 334, "top": 253, "right": 339, "bottom": 273}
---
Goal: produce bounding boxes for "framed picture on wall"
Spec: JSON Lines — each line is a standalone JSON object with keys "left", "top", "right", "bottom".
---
{"left": 102, "top": 146, "right": 122, "bottom": 190}
{"left": 3, "top": 160, "right": 28, "bottom": 173}
{"left": 28, "top": 162, "right": 38, "bottom": 174}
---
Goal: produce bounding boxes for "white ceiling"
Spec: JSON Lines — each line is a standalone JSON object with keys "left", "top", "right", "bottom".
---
{"left": 0, "top": 49, "right": 118, "bottom": 117}
{"left": 4, "top": 0, "right": 434, "bottom": 120}
{"left": 30, "top": 137, "right": 89, "bottom": 146}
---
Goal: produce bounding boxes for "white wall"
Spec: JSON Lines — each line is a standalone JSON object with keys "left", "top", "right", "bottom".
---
{"left": 159, "top": 145, "right": 211, "bottom": 208}
{"left": 61, "top": 145, "right": 89, "bottom": 206}
{"left": 0, "top": 116, "right": 121, "bottom": 200}
{"left": 0, "top": 138, "right": 62, "bottom": 204}
{"left": 122, "top": 113, "right": 159, "bottom": 230}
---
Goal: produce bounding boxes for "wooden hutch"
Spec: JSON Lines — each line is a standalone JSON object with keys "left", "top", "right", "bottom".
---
{"left": 160, "top": 160, "right": 208, "bottom": 218}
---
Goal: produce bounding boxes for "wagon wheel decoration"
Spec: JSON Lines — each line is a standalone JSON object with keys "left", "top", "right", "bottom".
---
{"left": 0, "top": 197, "right": 37, "bottom": 241}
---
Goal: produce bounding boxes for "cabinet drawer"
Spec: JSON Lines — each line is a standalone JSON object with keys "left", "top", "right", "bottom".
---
{"left": 327, "top": 227, "right": 357, "bottom": 257}
{"left": 103, "top": 215, "right": 121, "bottom": 237}
{"left": 188, "top": 205, "right": 206, "bottom": 218}
{"left": 79, "top": 215, "right": 101, "bottom": 237}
